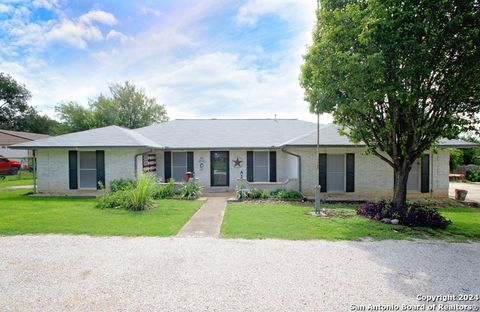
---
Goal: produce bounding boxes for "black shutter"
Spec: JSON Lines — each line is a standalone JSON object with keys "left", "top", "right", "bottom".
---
{"left": 96, "top": 150, "right": 105, "bottom": 190}
{"left": 319, "top": 153, "right": 327, "bottom": 192}
{"left": 187, "top": 152, "right": 194, "bottom": 173}
{"left": 247, "top": 151, "right": 254, "bottom": 182}
{"left": 164, "top": 151, "right": 171, "bottom": 181}
{"left": 421, "top": 155, "right": 430, "bottom": 193}
{"left": 269, "top": 151, "right": 277, "bottom": 182}
{"left": 346, "top": 153, "right": 355, "bottom": 192}
{"left": 68, "top": 150, "right": 78, "bottom": 190}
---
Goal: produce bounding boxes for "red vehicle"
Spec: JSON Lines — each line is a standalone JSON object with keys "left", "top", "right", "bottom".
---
{"left": 0, "top": 156, "right": 21, "bottom": 176}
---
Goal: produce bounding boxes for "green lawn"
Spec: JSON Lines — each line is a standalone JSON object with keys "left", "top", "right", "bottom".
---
{"left": 221, "top": 201, "right": 480, "bottom": 241}
{"left": 0, "top": 170, "right": 33, "bottom": 187}
{"left": 0, "top": 188, "right": 202, "bottom": 236}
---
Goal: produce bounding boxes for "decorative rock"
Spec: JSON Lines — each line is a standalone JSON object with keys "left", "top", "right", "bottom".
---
{"left": 391, "top": 219, "right": 399, "bottom": 225}
{"left": 382, "top": 218, "right": 391, "bottom": 224}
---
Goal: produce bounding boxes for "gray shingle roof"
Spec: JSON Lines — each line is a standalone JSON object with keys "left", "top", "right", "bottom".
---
{"left": 11, "top": 119, "right": 476, "bottom": 149}
{"left": 283, "top": 123, "right": 477, "bottom": 148}
{"left": 134, "top": 119, "right": 317, "bottom": 149}
{"left": 282, "top": 124, "right": 357, "bottom": 146}
{"left": 0, "top": 129, "right": 50, "bottom": 141}
{"left": 11, "top": 125, "right": 162, "bottom": 149}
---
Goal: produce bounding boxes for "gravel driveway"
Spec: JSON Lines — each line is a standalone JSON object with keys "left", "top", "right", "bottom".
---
{"left": 1, "top": 235, "right": 479, "bottom": 311}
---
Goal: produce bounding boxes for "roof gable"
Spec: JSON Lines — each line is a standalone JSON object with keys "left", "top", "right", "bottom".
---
{"left": 0, "top": 129, "right": 50, "bottom": 141}
{"left": 11, "top": 125, "right": 161, "bottom": 149}
{"left": 134, "top": 119, "right": 317, "bottom": 149}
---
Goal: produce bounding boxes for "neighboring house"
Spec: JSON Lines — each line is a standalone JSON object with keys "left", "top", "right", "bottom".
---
{"left": 11, "top": 119, "right": 475, "bottom": 198}
{"left": 0, "top": 129, "right": 50, "bottom": 158}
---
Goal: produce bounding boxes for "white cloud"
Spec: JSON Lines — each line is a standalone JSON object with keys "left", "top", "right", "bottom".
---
{"left": 139, "top": 6, "right": 162, "bottom": 17}
{"left": 46, "top": 10, "right": 119, "bottom": 49}
{"left": 236, "top": 0, "right": 315, "bottom": 26}
{"left": 106, "top": 30, "right": 130, "bottom": 44}
{"left": 1, "top": 7, "right": 120, "bottom": 51}
{"left": 0, "top": 4, "right": 12, "bottom": 13}
{"left": 3, "top": 1, "right": 331, "bottom": 124}
{"left": 32, "top": 0, "right": 59, "bottom": 10}
{"left": 79, "top": 10, "right": 118, "bottom": 26}
{"left": 46, "top": 18, "right": 103, "bottom": 49}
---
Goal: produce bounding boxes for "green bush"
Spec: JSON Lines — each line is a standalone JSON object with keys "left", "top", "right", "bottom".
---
{"left": 450, "top": 148, "right": 464, "bottom": 170}
{"left": 260, "top": 190, "right": 270, "bottom": 199}
{"left": 235, "top": 182, "right": 246, "bottom": 199}
{"left": 181, "top": 180, "right": 202, "bottom": 199}
{"left": 246, "top": 188, "right": 263, "bottom": 199}
{"left": 95, "top": 191, "right": 126, "bottom": 209}
{"left": 96, "top": 173, "right": 156, "bottom": 211}
{"left": 110, "top": 178, "right": 135, "bottom": 192}
{"left": 357, "top": 200, "right": 451, "bottom": 229}
{"left": 154, "top": 178, "right": 176, "bottom": 199}
{"left": 124, "top": 173, "right": 157, "bottom": 211}
{"left": 466, "top": 168, "right": 480, "bottom": 182}
{"left": 271, "top": 189, "right": 303, "bottom": 200}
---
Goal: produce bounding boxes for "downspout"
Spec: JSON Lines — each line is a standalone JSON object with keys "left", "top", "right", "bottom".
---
{"left": 134, "top": 149, "right": 153, "bottom": 178}
{"left": 430, "top": 152, "right": 433, "bottom": 198}
{"left": 33, "top": 149, "right": 37, "bottom": 194}
{"left": 281, "top": 148, "right": 302, "bottom": 193}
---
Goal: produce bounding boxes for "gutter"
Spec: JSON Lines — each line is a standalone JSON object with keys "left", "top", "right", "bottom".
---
{"left": 134, "top": 149, "right": 153, "bottom": 178}
{"left": 281, "top": 148, "right": 302, "bottom": 193}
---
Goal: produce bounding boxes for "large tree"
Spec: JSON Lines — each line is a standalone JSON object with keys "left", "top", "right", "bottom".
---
{"left": 300, "top": 0, "right": 480, "bottom": 208}
{"left": 10, "top": 107, "right": 59, "bottom": 135}
{"left": 0, "top": 72, "right": 31, "bottom": 129}
{"left": 55, "top": 81, "right": 168, "bottom": 132}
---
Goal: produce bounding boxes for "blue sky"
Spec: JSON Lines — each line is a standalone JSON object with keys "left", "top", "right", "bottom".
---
{"left": 0, "top": 0, "right": 332, "bottom": 123}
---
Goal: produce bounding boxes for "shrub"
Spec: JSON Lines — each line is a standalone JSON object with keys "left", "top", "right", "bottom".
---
{"left": 450, "top": 148, "right": 464, "bottom": 170}
{"left": 95, "top": 191, "right": 126, "bottom": 209}
{"left": 400, "top": 202, "right": 451, "bottom": 229}
{"left": 96, "top": 173, "right": 156, "bottom": 211}
{"left": 123, "top": 173, "right": 157, "bottom": 211}
{"left": 260, "top": 190, "right": 270, "bottom": 199}
{"left": 356, "top": 200, "right": 389, "bottom": 220}
{"left": 110, "top": 178, "right": 135, "bottom": 192}
{"left": 246, "top": 188, "right": 263, "bottom": 199}
{"left": 356, "top": 201, "right": 451, "bottom": 229}
{"left": 154, "top": 178, "right": 176, "bottom": 199}
{"left": 466, "top": 168, "right": 480, "bottom": 182}
{"left": 181, "top": 180, "right": 202, "bottom": 199}
{"left": 271, "top": 189, "right": 303, "bottom": 200}
{"left": 235, "top": 182, "right": 247, "bottom": 199}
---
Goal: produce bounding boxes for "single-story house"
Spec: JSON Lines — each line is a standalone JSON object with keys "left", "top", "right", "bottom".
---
{"left": 0, "top": 129, "right": 49, "bottom": 158}
{"left": 11, "top": 119, "right": 475, "bottom": 199}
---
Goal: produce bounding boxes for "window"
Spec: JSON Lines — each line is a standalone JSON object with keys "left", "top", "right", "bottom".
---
{"left": 327, "top": 154, "right": 345, "bottom": 192}
{"left": 407, "top": 159, "right": 420, "bottom": 191}
{"left": 172, "top": 152, "right": 187, "bottom": 181}
{"left": 254, "top": 151, "right": 269, "bottom": 182}
{"left": 79, "top": 151, "right": 97, "bottom": 188}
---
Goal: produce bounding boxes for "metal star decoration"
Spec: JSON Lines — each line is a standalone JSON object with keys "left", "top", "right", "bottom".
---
{"left": 233, "top": 157, "right": 243, "bottom": 167}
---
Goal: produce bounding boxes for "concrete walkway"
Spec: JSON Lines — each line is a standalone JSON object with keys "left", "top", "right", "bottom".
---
{"left": 177, "top": 197, "right": 227, "bottom": 238}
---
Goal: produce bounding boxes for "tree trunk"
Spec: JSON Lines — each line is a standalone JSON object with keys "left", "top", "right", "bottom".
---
{"left": 392, "top": 162, "right": 411, "bottom": 209}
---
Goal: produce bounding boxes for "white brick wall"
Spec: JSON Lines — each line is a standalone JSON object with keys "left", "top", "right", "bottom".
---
{"left": 104, "top": 148, "right": 139, "bottom": 187}
{"left": 154, "top": 150, "right": 298, "bottom": 191}
{"left": 36, "top": 149, "right": 69, "bottom": 193}
{"left": 285, "top": 146, "right": 450, "bottom": 198}
{"left": 35, "top": 147, "right": 450, "bottom": 198}
{"left": 36, "top": 148, "right": 143, "bottom": 194}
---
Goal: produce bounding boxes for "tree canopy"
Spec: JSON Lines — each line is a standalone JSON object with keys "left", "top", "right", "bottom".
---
{"left": 55, "top": 81, "right": 168, "bottom": 133}
{"left": 0, "top": 73, "right": 59, "bottom": 134}
{"left": 300, "top": 0, "right": 480, "bottom": 207}
{"left": 0, "top": 72, "right": 31, "bottom": 129}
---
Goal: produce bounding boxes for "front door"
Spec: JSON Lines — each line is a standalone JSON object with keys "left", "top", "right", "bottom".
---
{"left": 210, "top": 151, "right": 229, "bottom": 186}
